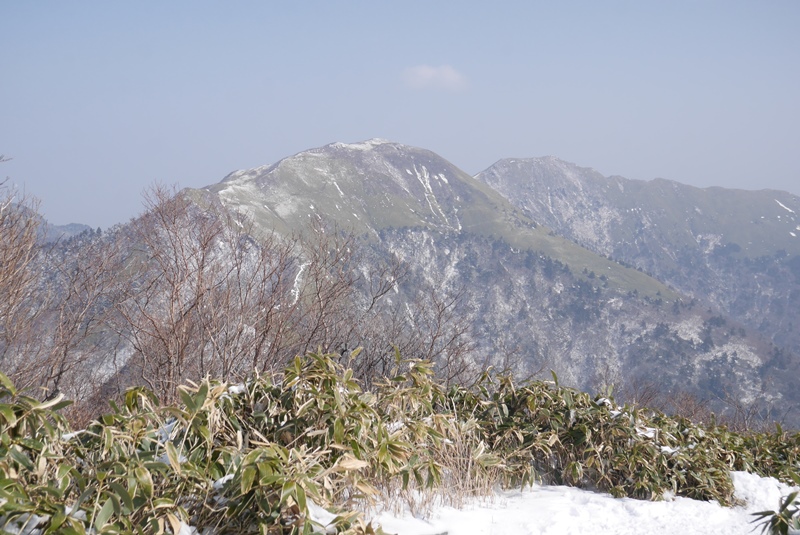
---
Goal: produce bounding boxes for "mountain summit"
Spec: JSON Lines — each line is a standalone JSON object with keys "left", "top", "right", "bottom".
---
{"left": 203, "top": 140, "right": 673, "bottom": 297}
{"left": 208, "top": 139, "right": 514, "bottom": 237}
{"left": 477, "top": 156, "right": 800, "bottom": 260}
{"left": 211, "top": 139, "right": 462, "bottom": 232}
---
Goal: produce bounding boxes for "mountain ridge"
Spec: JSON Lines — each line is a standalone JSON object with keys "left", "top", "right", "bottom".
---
{"left": 186, "top": 139, "right": 800, "bottom": 424}
{"left": 475, "top": 155, "right": 800, "bottom": 359}
{"left": 9, "top": 139, "right": 800, "bottom": 430}
{"left": 200, "top": 140, "right": 679, "bottom": 299}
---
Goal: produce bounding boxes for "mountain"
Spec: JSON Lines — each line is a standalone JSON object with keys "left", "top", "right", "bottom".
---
{"left": 43, "top": 222, "right": 95, "bottom": 242}
{"left": 189, "top": 140, "right": 799, "bottom": 424}
{"left": 202, "top": 139, "right": 670, "bottom": 297}
{"left": 475, "top": 156, "right": 800, "bottom": 360}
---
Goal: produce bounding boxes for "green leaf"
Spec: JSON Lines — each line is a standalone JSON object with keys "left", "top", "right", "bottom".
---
{"left": 102, "top": 427, "right": 114, "bottom": 453}
{"left": 333, "top": 418, "right": 344, "bottom": 444}
{"left": 9, "top": 448, "right": 33, "bottom": 470}
{"left": 57, "top": 463, "right": 72, "bottom": 482}
{"left": 108, "top": 482, "right": 134, "bottom": 513}
{"left": 0, "top": 372, "right": 17, "bottom": 394}
{"left": 48, "top": 505, "right": 68, "bottom": 532}
{"left": 197, "top": 381, "right": 209, "bottom": 406}
{"left": 241, "top": 465, "right": 257, "bottom": 495}
{"left": 153, "top": 497, "right": 174, "bottom": 509}
{"left": 295, "top": 398, "right": 315, "bottom": 419}
{"left": 94, "top": 498, "right": 115, "bottom": 531}
{"left": 281, "top": 480, "right": 297, "bottom": 505}
{"left": 34, "top": 394, "right": 72, "bottom": 412}
{"left": 59, "top": 525, "right": 87, "bottom": 535}
{"left": 0, "top": 405, "right": 18, "bottom": 427}
{"left": 295, "top": 483, "right": 307, "bottom": 511}
{"left": 178, "top": 388, "right": 196, "bottom": 413}
{"left": 134, "top": 466, "right": 153, "bottom": 499}
{"left": 165, "top": 442, "right": 182, "bottom": 475}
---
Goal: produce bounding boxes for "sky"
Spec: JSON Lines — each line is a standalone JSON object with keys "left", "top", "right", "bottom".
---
{"left": 2, "top": 1, "right": 799, "bottom": 228}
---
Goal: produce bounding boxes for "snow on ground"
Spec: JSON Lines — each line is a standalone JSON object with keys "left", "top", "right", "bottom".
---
{"left": 167, "top": 471, "right": 798, "bottom": 534}
{"left": 673, "top": 316, "right": 703, "bottom": 345}
{"left": 366, "top": 472, "right": 798, "bottom": 535}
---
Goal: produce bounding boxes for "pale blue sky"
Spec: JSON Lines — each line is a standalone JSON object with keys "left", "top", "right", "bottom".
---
{"left": 2, "top": 1, "right": 799, "bottom": 227}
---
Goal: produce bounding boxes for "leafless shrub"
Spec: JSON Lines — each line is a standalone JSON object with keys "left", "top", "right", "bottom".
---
{"left": 1, "top": 180, "right": 479, "bottom": 417}
{"left": 0, "top": 178, "right": 125, "bottom": 423}
{"left": 0, "top": 180, "right": 42, "bottom": 372}
{"left": 664, "top": 390, "right": 714, "bottom": 425}
{"left": 618, "top": 377, "right": 665, "bottom": 409}
{"left": 715, "top": 389, "right": 795, "bottom": 434}
{"left": 615, "top": 377, "right": 779, "bottom": 430}
{"left": 111, "top": 185, "right": 309, "bottom": 401}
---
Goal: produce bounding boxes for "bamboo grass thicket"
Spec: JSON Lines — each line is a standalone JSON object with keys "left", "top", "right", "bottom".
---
{"left": 0, "top": 352, "right": 798, "bottom": 534}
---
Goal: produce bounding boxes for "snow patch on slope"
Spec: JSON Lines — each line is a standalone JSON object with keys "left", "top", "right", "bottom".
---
{"left": 695, "top": 233, "right": 723, "bottom": 254}
{"left": 674, "top": 317, "right": 704, "bottom": 345}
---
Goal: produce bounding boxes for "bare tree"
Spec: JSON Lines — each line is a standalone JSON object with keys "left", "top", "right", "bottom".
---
{"left": 285, "top": 221, "right": 477, "bottom": 387}
{"left": 193, "top": 216, "right": 300, "bottom": 378}
{"left": 113, "top": 186, "right": 315, "bottom": 400}
{"left": 715, "top": 388, "right": 794, "bottom": 433}
{"left": 0, "top": 167, "right": 120, "bottom": 420}
{"left": 0, "top": 179, "right": 42, "bottom": 370}
{"left": 288, "top": 220, "right": 410, "bottom": 358}
{"left": 618, "top": 377, "right": 664, "bottom": 408}
{"left": 401, "top": 286, "right": 476, "bottom": 385}
{"left": 112, "top": 185, "right": 229, "bottom": 400}
{"left": 39, "top": 235, "right": 123, "bottom": 401}
{"left": 0, "top": 177, "right": 479, "bottom": 413}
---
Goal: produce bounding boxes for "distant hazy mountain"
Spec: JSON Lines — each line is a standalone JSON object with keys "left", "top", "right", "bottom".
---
{"left": 43, "top": 222, "right": 94, "bottom": 243}
{"left": 476, "top": 156, "right": 800, "bottom": 360}
{"left": 188, "top": 140, "right": 799, "bottom": 424}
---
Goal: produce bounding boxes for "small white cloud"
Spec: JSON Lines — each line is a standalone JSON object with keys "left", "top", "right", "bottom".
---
{"left": 402, "top": 65, "right": 467, "bottom": 91}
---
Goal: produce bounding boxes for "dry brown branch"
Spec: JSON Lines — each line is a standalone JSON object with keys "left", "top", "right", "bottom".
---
{"left": 0, "top": 183, "right": 46, "bottom": 382}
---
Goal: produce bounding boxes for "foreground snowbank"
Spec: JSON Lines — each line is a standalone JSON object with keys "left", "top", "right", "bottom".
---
{"left": 370, "top": 472, "right": 798, "bottom": 535}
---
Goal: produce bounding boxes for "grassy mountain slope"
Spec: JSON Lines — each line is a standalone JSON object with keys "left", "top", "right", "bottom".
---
{"left": 476, "top": 157, "right": 800, "bottom": 359}
{"left": 200, "top": 140, "right": 673, "bottom": 299}
{"left": 477, "top": 156, "right": 800, "bottom": 259}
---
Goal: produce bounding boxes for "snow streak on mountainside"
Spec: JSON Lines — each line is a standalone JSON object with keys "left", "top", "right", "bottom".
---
{"left": 190, "top": 140, "right": 800, "bottom": 426}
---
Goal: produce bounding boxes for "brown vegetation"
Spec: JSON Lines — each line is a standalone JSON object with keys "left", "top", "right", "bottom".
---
{"left": 0, "top": 182, "right": 475, "bottom": 424}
